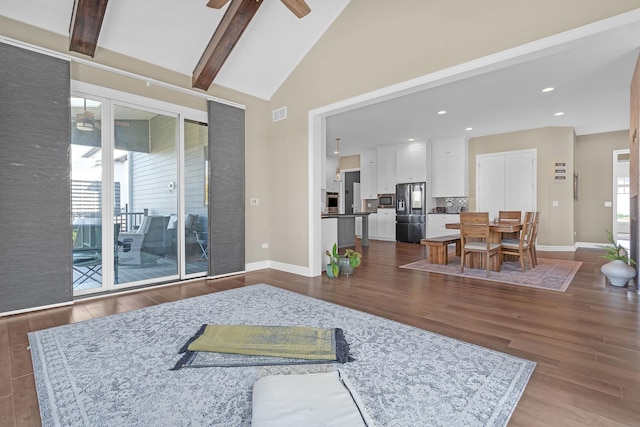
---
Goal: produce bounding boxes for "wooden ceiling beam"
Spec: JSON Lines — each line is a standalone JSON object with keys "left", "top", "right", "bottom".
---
{"left": 281, "top": 0, "right": 310, "bottom": 18}
{"left": 69, "top": 0, "right": 109, "bottom": 57}
{"left": 193, "top": 0, "right": 263, "bottom": 91}
{"left": 207, "top": 0, "right": 231, "bottom": 8}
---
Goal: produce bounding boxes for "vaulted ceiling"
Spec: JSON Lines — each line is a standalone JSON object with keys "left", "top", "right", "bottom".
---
{"left": 1, "top": 0, "right": 349, "bottom": 100}
{"left": 2, "top": 2, "right": 640, "bottom": 154}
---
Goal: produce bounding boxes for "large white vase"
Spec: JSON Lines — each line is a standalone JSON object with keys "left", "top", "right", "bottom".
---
{"left": 601, "top": 260, "right": 635, "bottom": 287}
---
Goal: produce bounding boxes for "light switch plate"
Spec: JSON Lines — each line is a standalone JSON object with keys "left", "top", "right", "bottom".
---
{"left": 552, "top": 201, "right": 559, "bottom": 207}
{"left": 604, "top": 201, "right": 612, "bottom": 207}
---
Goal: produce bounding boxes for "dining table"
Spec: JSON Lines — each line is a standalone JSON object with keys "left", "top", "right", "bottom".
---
{"left": 445, "top": 219, "right": 523, "bottom": 271}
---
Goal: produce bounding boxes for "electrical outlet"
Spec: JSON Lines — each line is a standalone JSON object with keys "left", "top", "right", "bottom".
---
{"left": 261, "top": 243, "right": 268, "bottom": 249}
{"left": 250, "top": 198, "right": 259, "bottom": 206}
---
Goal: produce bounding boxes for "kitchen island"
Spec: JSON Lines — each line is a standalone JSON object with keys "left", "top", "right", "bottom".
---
{"left": 321, "top": 213, "right": 371, "bottom": 248}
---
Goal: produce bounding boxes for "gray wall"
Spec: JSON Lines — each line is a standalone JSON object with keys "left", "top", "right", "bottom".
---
{"left": 0, "top": 42, "right": 72, "bottom": 313}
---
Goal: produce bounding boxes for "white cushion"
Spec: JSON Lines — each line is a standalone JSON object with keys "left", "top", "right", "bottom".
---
{"left": 501, "top": 239, "right": 529, "bottom": 249}
{"left": 464, "top": 241, "right": 500, "bottom": 251}
{"left": 137, "top": 216, "right": 151, "bottom": 234}
{"left": 167, "top": 215, "right": 178, "bottom": 230}
{"left": 251, "top": 371, "right": 366, "bottom": 427}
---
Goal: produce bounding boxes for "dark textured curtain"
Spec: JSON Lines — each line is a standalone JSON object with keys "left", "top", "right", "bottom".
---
{"left": 207, "top": 101, "right": 245, "bottom": 275}
{"left": 0, "top": 43, "right": 72, "bottom": 313}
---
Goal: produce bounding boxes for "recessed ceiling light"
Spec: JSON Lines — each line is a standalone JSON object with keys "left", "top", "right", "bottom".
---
{"left": 465, "top": 127, "right": 473, "bottom": 131}
{"left": 437, "top": 110, "right": 447, "bottom": 115}
{"left": 542, "top": 87, "right": 555, "bottom": 93}
{"left": 408, "top": 138, "right": 415, "bottom": 142}
{"left": 554, "top": 112, "right": 565, "bottom": 116}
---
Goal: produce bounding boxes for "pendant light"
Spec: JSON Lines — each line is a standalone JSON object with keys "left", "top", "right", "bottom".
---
{"left": 334, "top": 138, "right": 341, "bottom": 182}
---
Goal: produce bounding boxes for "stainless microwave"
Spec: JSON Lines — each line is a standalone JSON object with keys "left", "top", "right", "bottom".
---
{"left": 378, "top": 193, "right": 395, "bottom": 209}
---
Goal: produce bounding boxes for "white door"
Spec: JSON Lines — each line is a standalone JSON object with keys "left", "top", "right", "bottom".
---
{"left": 613, "top": 149, "right": 630, "bottom": 242}
{"left": 477, "top": 150, "right": 536, "bottom": 218}
{"left": 504, "top": 151, "right": 535, "bottom": 212}
{"left": 353, "top": 182, "right": 361, "bottom": 213}
{"left": 477, "top": 154, "right": 505, "bottom": 219}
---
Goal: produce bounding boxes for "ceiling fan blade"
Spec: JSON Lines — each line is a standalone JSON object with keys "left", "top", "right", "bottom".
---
{"left": 207, "top": 0, "right": 231, "bottom": 8}
{"left": 281, "top": 0, "right": 310, "bottom": 18}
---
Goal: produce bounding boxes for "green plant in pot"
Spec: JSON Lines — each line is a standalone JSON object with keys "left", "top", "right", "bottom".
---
{"left": 325, "top": 243, "right": 340, "bottom": 278}
{"left": 600, "top": 230, "right": 636, "bottom": 287}
{"left": 338, "top": 248, "right": 362, "bottom": 276}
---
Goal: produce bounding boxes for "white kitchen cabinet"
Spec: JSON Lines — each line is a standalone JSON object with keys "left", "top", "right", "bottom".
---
{"left": 431, "top": 139, "right": 467, "bottom": 197}
{"left": 427, "top": 214, "right": 460, "bottom": 238}
{"left": 360, "top": 150, "right": 376, "bottom": 166}
{"left": 377, "top": 208, "right": 396, "bottom": 241}
{"left": 376, "top": 145, "right": 397, "bottom": 193}
{"left": 396, "top": 142, "right": 427, "bottom": 183}
{"left": 360, "top": 165, "right": 377, "bottom": 200}
{"left": 432, "top": 139, "right": 465, "bottom": 157}
{"left": 368, "top": 213, "right": 378, "bottom": 239}
{"left": 355, "top": 217, "right": 362, "bottom": 237}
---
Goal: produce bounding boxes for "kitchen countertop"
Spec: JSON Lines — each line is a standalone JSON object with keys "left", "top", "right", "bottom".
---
{"left": 321, "top": 213, "right": 372, "bottom": 218}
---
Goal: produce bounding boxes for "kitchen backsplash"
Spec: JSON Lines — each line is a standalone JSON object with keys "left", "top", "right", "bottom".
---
{"left": 435, "top": 197, "right": 468, "bottom": 211}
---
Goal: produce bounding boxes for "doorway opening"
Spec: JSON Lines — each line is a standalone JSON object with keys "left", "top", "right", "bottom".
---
{"left": 613, "top": 149, "right": 630, "bottom": 245}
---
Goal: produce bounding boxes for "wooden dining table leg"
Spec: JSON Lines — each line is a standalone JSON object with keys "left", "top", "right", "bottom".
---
{"left": 489, "top": 230, "right": 502, "bottom": 271}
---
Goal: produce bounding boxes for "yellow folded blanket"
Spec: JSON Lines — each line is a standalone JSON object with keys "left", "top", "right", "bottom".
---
{"left": 186, "top": 325, "right": 338, "bottom": 360}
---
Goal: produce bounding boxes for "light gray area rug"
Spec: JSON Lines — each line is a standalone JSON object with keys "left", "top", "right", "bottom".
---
{"left": 400, "top": 257, "right": 582, "bottom": 292}
{"left": 29, "top": 284, "right": 535, "bottom": 426}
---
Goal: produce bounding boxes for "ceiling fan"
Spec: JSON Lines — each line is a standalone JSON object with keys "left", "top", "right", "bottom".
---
{"left": 74, "top": 112, "right": 131, "bottom": 132}
{"left": 206, "top": 0, "right": 311, "bottom": 18}
{"left": 73, "top": 102, "right": 130, "bottom": 132}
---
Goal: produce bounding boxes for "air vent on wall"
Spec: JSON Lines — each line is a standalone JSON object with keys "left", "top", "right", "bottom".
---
{"left": 272, "top": 106, "right": 287, "bottom": 122}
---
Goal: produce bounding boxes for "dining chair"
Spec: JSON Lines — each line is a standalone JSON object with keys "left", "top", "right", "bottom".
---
{"left": 498, "top": 211, "right": 521, "bottom": 239}
{"left": 498, "top": 210, "right": 522, "bottom": 221}
{"left": 528, "top": 211, "right": 540, "bottom": 267}
{"left": 460, "top": 212, "right": 501, "bottom": 277}
{"left": 500, "top": 211, "right": 533, "bottom": 272}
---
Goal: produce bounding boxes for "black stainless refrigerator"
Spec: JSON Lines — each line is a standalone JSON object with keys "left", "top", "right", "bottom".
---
{"left": 396, "top": 182, "right": 426, "bottom": 243}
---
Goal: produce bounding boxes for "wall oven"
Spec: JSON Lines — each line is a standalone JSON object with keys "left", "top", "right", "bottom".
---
{"left": 326, "top": 192, "right": 339, "bottom": 214}
{"left": 377, "top": 193, "right": 395, "bottom": 209}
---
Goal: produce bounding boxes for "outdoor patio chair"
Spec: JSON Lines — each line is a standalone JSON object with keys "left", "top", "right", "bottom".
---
{"left": 117, "top": 215, "right": 170, "bottom": 266}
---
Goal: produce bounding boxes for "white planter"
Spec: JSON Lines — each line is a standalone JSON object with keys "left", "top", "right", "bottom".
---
{"left": 601, "top": 260, "right": 635, "bottom": 287}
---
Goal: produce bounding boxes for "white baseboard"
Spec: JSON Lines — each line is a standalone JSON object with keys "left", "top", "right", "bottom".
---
{"left": 575, "top": 242, "right": 607, "bottom": 249}
{"left": 536, "top": 245, "right": 577, "bottom": 252}
{"left": 245, "top": 261, "right": 271, "bottom": 272}
{"left": 245, "top": 261, "right": 311, "bottom": 277}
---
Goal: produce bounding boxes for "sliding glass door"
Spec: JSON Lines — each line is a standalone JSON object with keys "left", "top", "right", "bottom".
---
{"left": 71, "top": 88, "right": 208, "bottom": 296}
{"left": 71, "top": 96, "right": 106, "bottom": 292}
{"left": 184, "top": 120, "right": 209, "bottom": 276}
{"left": 113, "top": 104, "right": 179, "bottom": 287}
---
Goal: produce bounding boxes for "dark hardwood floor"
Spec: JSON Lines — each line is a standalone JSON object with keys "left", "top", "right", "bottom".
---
{"left": 1, "top": 240, "right": 639, "bottom": 426}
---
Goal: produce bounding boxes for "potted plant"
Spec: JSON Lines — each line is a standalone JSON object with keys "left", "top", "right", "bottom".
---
{"left": 325, "top": 243, "right": 340, "bottom": 278}
{"left": 600, "top": 230, "right": 636, "bottom": 287}
{"left": 338, "top": 248, "right": 362, "bottom": 276}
